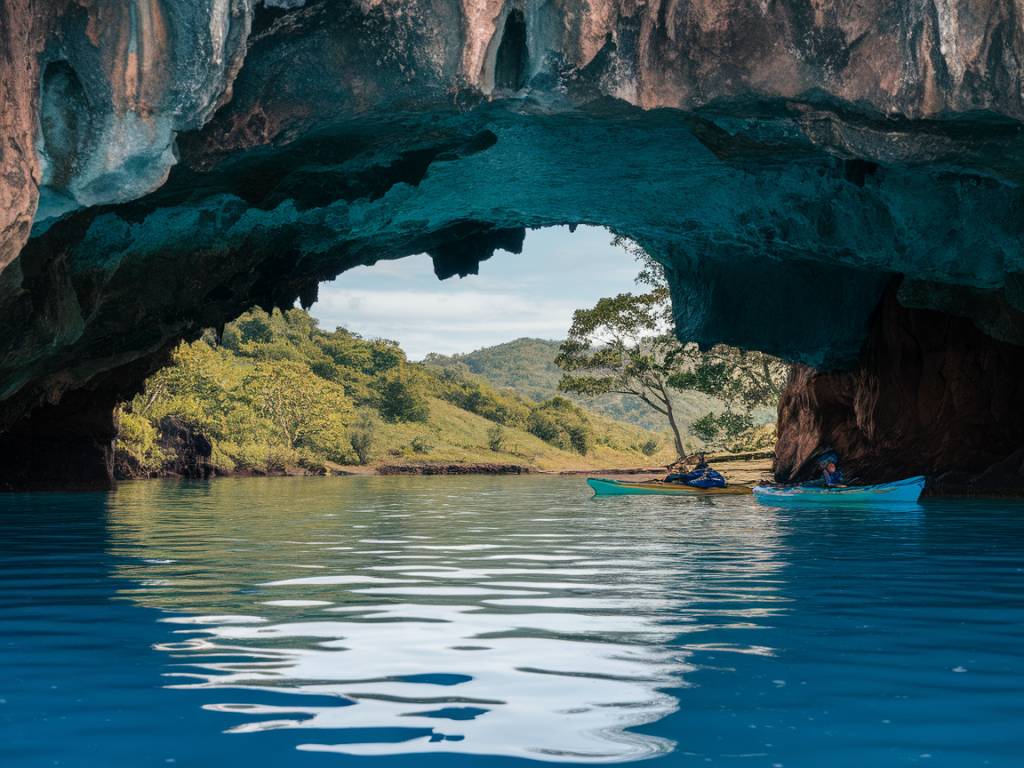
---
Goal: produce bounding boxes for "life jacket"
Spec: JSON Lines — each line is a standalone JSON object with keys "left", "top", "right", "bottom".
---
{"left": 823, "top": 468, "right": 845, "bottom": 486}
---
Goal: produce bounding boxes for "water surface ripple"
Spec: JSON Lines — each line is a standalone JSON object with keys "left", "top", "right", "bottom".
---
{"left": 2, "top": 476, "right": 1023, "bottom": 767}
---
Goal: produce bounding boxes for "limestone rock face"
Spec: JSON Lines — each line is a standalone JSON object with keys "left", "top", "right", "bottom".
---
{"left": 0, "top": 2, "right": 64, "bottom": 270}
{"left": 2, "top": 1, "right": 1024, "bottom": 489}
{"left": 33, "top": 0, "right": 252, "bottom": 223}
{"left": 6, "top": 0, "right": 1024, "bottom": 241}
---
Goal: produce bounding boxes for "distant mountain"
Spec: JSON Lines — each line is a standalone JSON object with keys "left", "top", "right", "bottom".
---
{"left": 425, "top": 339, "right": 564, "bottom": 401}
{"left": 423, "top": 338, "right": 718, "bottom": 433}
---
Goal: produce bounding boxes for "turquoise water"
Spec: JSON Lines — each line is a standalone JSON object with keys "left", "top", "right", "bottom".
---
{"left": 2, "top": 476, "right": 1023, "bottom": 767}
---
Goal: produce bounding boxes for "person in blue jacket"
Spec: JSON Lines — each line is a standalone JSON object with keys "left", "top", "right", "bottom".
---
{"left": 822, "top": 460, "right": 845, "bottom": 487}
{"left": 665, "top": 453, "right": 727, "bottom": 488}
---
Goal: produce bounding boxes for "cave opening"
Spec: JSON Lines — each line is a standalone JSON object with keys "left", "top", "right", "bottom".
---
{"left": 72, "top": 223, "right": 787, "bottom": 490}
{"left": 494, "top": 10, "right": 529, "bottom": 91}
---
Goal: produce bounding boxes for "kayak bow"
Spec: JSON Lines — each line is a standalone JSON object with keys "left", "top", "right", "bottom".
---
{"left": 752, "top": 475, "right": 925, "bottom": 506}
{"left": 587, "top": 477, "right": 750, "bottom": 496}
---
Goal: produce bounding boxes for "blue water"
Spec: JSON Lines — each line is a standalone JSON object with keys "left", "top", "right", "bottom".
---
{"left": 2, "top": 476, "right": 1023, "bottom": 767}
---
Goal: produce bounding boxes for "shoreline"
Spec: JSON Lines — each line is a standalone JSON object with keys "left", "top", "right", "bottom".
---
{"left": 116, "top": 454, "right": 777, "bottom": 484}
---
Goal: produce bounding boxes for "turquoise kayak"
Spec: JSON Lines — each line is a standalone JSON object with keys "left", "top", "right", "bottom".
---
{"left": 753, "top": 475, "right": 925, "bottom": 506}
{"left": 587, "top": 477, "right": 750, "bottom": 496}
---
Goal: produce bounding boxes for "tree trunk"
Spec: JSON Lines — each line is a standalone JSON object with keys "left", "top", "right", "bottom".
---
{"left": 664, "top": 395, "right": 686, "bottom": 460}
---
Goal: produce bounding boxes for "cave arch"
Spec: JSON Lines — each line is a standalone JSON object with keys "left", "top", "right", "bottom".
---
{"left": 4, "top": 96, "right": 1024, "bottom": 492}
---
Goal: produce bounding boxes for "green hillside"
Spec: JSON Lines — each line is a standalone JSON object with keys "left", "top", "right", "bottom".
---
{"left": 115, "top": 310, "right": 676, "bottom": 478}
{"left": 364, "top": 396, "right": 675, "bottom": 471}
{"left": 424, "top": 337, "right": 718, "bottom": 433}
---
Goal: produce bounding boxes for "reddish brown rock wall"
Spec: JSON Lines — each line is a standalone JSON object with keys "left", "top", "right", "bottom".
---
{"left": 774, "top": 292, "right": 1024, "bottom": 495}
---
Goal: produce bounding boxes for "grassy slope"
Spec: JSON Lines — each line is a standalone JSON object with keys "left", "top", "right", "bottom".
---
{"left": 357, "top": 397, "right": 676, "bottom": 471}
{"left": 119, "top": 310, "right": 679, "bottom": 477}
{"left": 426, "top": 337, "right": 718, "bottom": 433}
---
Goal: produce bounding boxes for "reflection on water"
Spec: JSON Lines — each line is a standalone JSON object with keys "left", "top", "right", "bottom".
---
{"left": 6, "top": 476, "right": 1024, "bottom": 767}
{"left": 108, "top": 477, "right": 787, "bottom": 762}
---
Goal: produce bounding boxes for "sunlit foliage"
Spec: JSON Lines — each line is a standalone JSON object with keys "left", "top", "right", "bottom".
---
{"left": 117, "top": 307, "right": 663, "bottom": 475}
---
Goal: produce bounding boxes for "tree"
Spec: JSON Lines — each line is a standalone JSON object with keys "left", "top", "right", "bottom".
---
{"left": 348, "top": 409, "right": 378, "bottom": 465}
{"left": 556, "top": 290, "right": 690, "bottom": 457}
{"left": 240, "top": 360, "right": 353, "bottom": 454}
{"left": 639, "top": 438, "right": 660, "bottom": 457}
{"left": 668, "top": 346, "right": 789, "bottom": 450}
{"left": 139, "top": 342, "right": 229, "bottom": 417}
{"left": 487, "top": 425, "right": 506, "bottom": 452}
{"left": 376, "top": 374, "right": 430, "bottom": 423}
{"left": 557, "top": 236, "right": 790, "bottom": 458}
{"left": 616, "top": 234, "right": 789, "bottom": 417}
{"left": 121, "top": 303, "right": 672, "bottom": 477}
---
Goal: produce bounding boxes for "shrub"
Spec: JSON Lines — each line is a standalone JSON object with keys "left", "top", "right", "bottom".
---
{"left": 487, "top": 425, "right": 506, "bottom": 452}
{"left": 691, "top": 413, "right": 718, "bottom": 446}
{"left": 115, "top": 408, "right": 165, "bottom": 475}
{"left": 527, "top": 397, "right": 593, "bottom": 455}
{"left": 433, "top": 369, "right": 530, "bottom": 426}
{"left": 264, "top": 444, "right": 298, "bottom": 473}
{"left": 297, "top": 450, "right": 329, "bottom": 475}
{"left": 692, "top": 410, "right": 754, "bottom": 451}
{"left": 225, "top": 441, "right": 296, "bottom": 473}
{"left": 411, "top": 435, "right": 433, "bottom": 454}
{"left": 568, "top": 425, "right": 592, "bottom": 455}
{"left": 208, "top": 442, "right": 237, "bottom": 474}
{"left": 231, "top": 313, "right": 273, "bottom": 346}
{"left": 349, "top": 410, "right": 378, "bottom": 465}
{"left": 377, "top": 375, "right": 430, "bottom": 423}
{"left": 640, "top": 438, "right": 660, "bottom": 457}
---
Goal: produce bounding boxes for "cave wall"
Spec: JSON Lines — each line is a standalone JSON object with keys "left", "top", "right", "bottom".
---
{"left": 6, "top": 103, "right": 1022, "bottom": 443}
{"left": 2, "top": 1, "right": 1024, "bottom": 490}
{"left": 0, "top": 1, "right": 68, "bottom": 270}
{"left": 775, "top": 291, "right": 1024, "bottom": 495}
{"left": 0, "top": 388, "right": 119, "bottom": 491}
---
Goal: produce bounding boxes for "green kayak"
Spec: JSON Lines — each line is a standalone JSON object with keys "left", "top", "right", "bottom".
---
{"left": 587, "top": 477, "right": 751, "bottom": 496}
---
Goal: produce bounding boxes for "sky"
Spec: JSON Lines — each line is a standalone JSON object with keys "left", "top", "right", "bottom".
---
{"left": 310, "top": 226, "right": 641, "bottom": 359}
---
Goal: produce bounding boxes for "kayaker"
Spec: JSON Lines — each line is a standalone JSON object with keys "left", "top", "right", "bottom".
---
{"left": 665, "top": 453, "right": 726, "bottom": 489}
{"left": 822, "top": 460, "right": 846, "bottom": 487}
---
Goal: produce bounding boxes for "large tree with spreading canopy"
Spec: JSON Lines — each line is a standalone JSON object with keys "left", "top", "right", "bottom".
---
{"left": 556, "top": 238, "right": 790, "bottom": 458}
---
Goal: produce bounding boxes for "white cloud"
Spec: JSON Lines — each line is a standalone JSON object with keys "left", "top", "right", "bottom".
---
{"left": 308, "top": 226, "right": 642, "bottom": 358}
{"left": 314, "top": 288, "right": 577, "bottom": 358}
